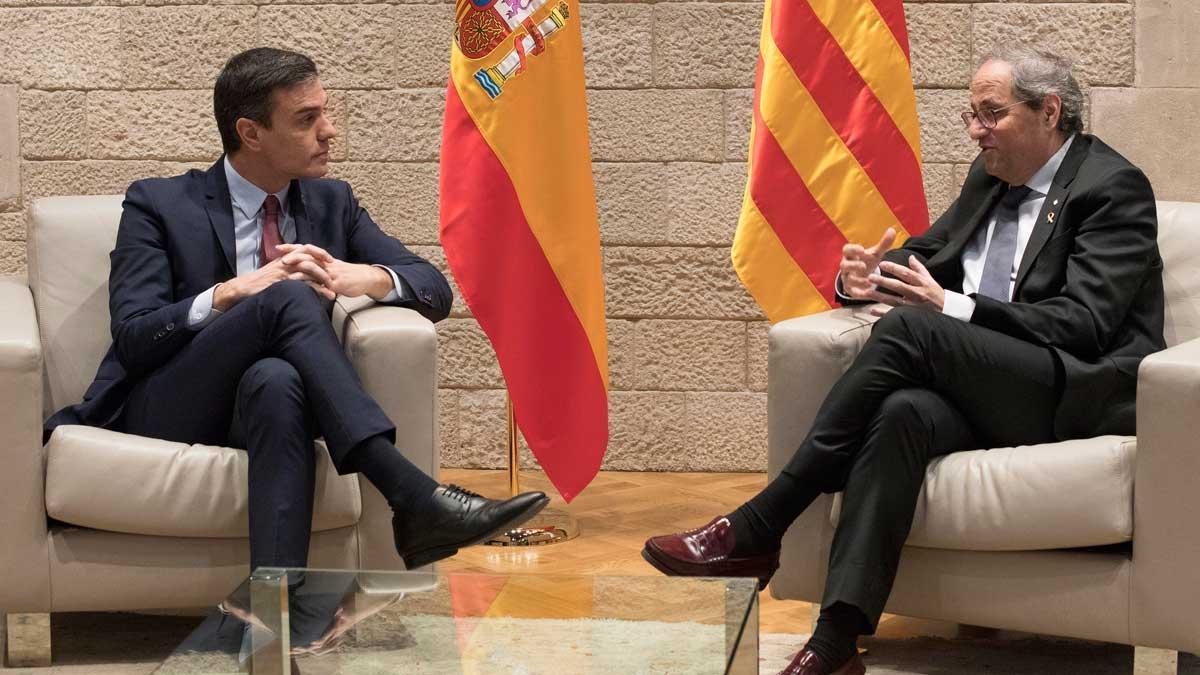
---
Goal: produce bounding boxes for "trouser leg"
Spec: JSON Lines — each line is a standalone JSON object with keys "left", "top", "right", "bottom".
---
{"left": 781, "top": 306, "right": 1061, "bottom": 491}
{"left": 121, "top": 280, "right": 395, "bottom": 468}
{"left": 230, "top": 358, "right": 317, "bottom": 571}
{"left": 820, "top": 388, "right": 975, "bottom": 632}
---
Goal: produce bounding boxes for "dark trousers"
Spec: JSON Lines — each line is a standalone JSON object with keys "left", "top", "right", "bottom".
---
{"left": 121, "top": 280, "right": 396, "bottom": 570}
{"left": 781, "top": 307, "right": 1061, "bottom": 632}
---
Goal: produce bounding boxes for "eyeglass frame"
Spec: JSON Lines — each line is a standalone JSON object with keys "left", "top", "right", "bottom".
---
{"left": 960, "top": 100, "right": 1034, "bottom": 130}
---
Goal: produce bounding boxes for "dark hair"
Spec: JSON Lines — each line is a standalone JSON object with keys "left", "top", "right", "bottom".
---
{"left": 214, "top": 48, "right": 319, "bottom": 154}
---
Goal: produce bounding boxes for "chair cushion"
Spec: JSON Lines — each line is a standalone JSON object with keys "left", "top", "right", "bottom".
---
{"left": 830, "top": 435, "right": 1135, "bottom": 551}
{"left": 45, "top": 425, "right": 362, "bottom": 538}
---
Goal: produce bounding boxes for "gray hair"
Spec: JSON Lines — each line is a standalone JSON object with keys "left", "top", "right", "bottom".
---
{"left": 982, "top": 45, "right": 1085, "bottom": 136}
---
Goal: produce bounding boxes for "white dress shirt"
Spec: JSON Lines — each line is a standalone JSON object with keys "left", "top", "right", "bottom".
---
{"left": 187, "top": 158, "right": 404, "bottom": 328}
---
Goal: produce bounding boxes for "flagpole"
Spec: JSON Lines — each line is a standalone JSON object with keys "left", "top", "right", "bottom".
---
{"left": 486, "top": 393, "right": 580, "bottom": 546}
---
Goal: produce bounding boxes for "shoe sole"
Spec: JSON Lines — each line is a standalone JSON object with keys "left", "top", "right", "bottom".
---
{"left": 641, "top": 546, "right": 772, "bottom": 591}
{"left": 402, "top": 495, "right": 552, "bottom": 569}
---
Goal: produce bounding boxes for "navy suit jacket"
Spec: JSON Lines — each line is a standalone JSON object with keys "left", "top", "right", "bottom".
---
{"left": 45, "top": 158, "right": 453, "bottom": 436}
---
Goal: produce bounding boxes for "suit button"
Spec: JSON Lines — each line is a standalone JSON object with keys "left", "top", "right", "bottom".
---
{"left": 422, "top": 292, "right": 432, "bottom": 302}
{"left": 165, "top": 322, "right": 175, "bottom": 331}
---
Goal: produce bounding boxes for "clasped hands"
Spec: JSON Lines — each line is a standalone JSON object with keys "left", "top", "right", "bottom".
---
{"left": 213, "top": 243, "right": 394, "bottom": 311}
{"left": 840, "top": 227, "right": 945, "bottom": 316}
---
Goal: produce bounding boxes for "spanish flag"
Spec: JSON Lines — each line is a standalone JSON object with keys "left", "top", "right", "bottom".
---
{"left": 439, "top": 0, "right": 608, "bottom": 501}
{"left": 732, "top": 0, "right": 929, "bottom": 322}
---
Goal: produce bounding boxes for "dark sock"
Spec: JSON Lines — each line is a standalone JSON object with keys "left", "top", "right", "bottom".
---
{"left": 345, "top": 434, "right": 439, "bottom": 513}
{"left": 726, "top": 471, "right": 820, "bottom": 556}
{"left": 805, "top": 602, "right": 865, "bottom": 671}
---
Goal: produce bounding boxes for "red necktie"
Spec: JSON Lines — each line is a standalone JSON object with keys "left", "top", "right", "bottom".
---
{"left": 259, "top": 195, "right": 283, "bottom": 267}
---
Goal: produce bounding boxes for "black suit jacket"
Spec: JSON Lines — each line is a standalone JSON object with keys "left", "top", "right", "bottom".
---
{"left": 878, "top": 134, "right": 1164, "bottom": 439}
{"left": 45, "top": 158, "right": 453, "bottom": 435}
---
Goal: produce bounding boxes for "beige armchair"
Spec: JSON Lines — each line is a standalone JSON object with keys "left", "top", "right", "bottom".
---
{"left": 767, "top": 201, "right": 1200, "bottom": 671}
{"left": 1, "top": 195, "right": 439, "bottom": 665}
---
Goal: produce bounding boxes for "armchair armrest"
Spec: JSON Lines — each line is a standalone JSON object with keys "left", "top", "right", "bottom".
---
{"left": 767, "top": 306, "right": 877, "bottom": 601}
{"left": 0, "top": 275, "right": 51, "bottom": 612}
{"left": 1130, "top": 335, "right": 1200, "bottom": 653}
{"left": 332, "top": 296, "right": 439, "bottom": 571}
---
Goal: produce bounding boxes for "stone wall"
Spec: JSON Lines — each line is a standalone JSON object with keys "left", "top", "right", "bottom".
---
{"left": 1, "top": 1, "right": 1195, "bottom": 472}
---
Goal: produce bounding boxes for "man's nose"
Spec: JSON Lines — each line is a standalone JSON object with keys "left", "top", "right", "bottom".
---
{"left": 320, "top": 114, "right": 338, "bottom": 141}
{"left": 967, "top": 120, "right": 988, "bottom": 141}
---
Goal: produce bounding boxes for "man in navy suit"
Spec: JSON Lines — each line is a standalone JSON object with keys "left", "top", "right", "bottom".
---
{"left": 46, "top": 47, "right": 548, "bottom": 572}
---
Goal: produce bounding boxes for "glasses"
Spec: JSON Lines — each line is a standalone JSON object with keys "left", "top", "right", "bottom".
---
{"left": 960, "top": 100, "right": 1032, "bottom": 129}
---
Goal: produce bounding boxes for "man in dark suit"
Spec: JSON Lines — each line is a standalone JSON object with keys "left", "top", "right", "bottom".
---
{"left": 45, "top": 47, "right": 549, "bottom": 574}
{"left": 643, "top": 46, "right": 1164, "bottom": 675}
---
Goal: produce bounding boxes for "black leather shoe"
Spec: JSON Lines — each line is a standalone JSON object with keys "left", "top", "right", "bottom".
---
{"left": 394, "top": 485, "right": 550, "bottom": 568}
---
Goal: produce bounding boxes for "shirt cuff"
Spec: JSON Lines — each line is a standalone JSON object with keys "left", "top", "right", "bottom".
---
{"left": 373, "top": 265, "right": 405, "bottom": 303}
{"left": 834, "top": 266, "right": 880, "bottom": 302}
{"left": 188, "top": 285, "right": 223, "bottom": 329}
{"left": 942, "top": 290, "right": 976, "bottom": 322}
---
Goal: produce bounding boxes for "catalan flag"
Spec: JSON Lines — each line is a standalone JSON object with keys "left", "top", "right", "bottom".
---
{"left": 732, "top": 0, "right": 929, "bottom": 322}
{"left": 439, "top": 0, "right": 608, "bottom": 501}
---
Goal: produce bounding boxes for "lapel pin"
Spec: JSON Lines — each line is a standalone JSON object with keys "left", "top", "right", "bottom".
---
{"left": 1047, "top": 212, "right": 1056, "bottom": 224}
{"left": 1052, "top": 199, "right": 1059, "bottom": 206}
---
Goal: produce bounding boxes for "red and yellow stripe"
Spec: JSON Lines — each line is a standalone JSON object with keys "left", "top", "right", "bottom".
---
{"left": 439, "top": 0, "right": 607, "bottom": 501}
{"left": 732, "top": 0, "right": 928, "bottom": 322}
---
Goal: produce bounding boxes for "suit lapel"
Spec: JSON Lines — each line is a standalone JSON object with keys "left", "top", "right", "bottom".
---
{"left": 291, "top": 179, "right": 314, "bottom": 245}
{"left": 204, "top": 158, "right": 237, "bottom": 275}
{"left": 1014, "top": 135, "right": 1090, "bottom": 294}
{"left": 934, "top": 181, "right": 1004, "bottom": 268}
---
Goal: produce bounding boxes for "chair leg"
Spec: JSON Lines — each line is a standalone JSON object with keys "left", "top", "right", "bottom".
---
{"left": 5, "top": 613, "right": 51, "bottom": 667}
{"left": 1134, "top": 646, "right": 1177, "bottom": 675}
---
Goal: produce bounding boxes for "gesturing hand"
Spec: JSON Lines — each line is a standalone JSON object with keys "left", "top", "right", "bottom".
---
{"left": 865, "top": 256, "right": 946, "bottom": 316}
{"left": 840, "top": 228, "right": 896, "bottom": 300}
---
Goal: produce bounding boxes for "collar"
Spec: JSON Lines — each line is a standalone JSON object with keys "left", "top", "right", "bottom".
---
{"left": 1022, "top": 133, "right": 1075, "bottom": 197}
{"left": 223, "top": 156, "right": 290, "bottom": 219}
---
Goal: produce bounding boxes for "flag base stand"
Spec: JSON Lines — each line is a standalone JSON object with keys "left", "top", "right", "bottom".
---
{"left": 485, "top": 396, "right": 580, "bottom": 547}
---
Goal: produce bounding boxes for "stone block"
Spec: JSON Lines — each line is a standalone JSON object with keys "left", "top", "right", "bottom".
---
{"left": 917, "top": 89, "right": 976, "bottom": 164}
{"left": 19, "top": 90, "right": 86, "bottom": 160}
{"left": 972, "top": 4, "right": 1134, "bottom": 87}
{"left": 588, "top": 89, "right": 724, "bottom": 162}
{"left": 344, "top": 89, "right": 444, "bottom": 162}
{"left": 394, "top": 4, "right": 454, "bottom": 87}
{"left": 653, "top": 4, "right": 759, "bottom": 89}
{"left": 581, "top": 3, "right": 653, "bottom": 88}
{"left": 1137, "top": 0, "right": 1200, "bottom": 87}
{"left": 437, "top": 317, "right": 504, "bottom": 388}
{"left": 921, "top": 162, "right": 956, "bottom": 222}
{"left": 0, "top": 8, "right": 122, "bottom": 88}
{"left": 746, "top": 320, "right": 768, "bottom": 392}
{"left": 604, "top": 246, "right": 760, "bottom": 319}
{"left": 603, "top": 390, "right": 688, "bottom": 470}
{"left": 1090, "top": 88, "right": 1200, "bottom": 203}
{"left": 0, "top": 86, "right": 18, "bottom": 211}
{"left": 325, "top": 162, "right": 440, "bottom": 245}
{"left": 436, "top": 388, "right": 459, "bottom": 470}
{"left": 20, "top": 160, "right": 210, "bottom": 206}
{"left": 725, "top": 89, "right": 753, "bottom": 162}
{"left": 0, "top": 212, "right": 24, "bottom": 240}
{"left": 630, "top": 319, "right": 746, "bottom": 391}
{"left": 682, "top": 391, "right": 767, "bottom": 471}
{"left": 258, "top": 5, "right": 397, "bottom": 89}
{"left": 120, "top": 7, "right": 256, "bottom": 88}
{"left": 593, "top": 161, "right": 745, "bottom": 246}
{"left": 606, "top": 318, "right": 636, "bottom": 390}
{"left": 87, "top": 90, "right": 218, "bottom": 161}
{"left": 0, "top": 239, "right": 25, "bottom": 274}
{"left": 451, "top": 388, "right": 506, "bottom": 468}
{"left": 906, "top": 3, "right": 970, "bottom": 89}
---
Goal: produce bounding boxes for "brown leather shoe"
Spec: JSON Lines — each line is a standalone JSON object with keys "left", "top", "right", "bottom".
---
{"left": 641, "top": 516, "right": 780, "bottom": 590}
{"left": 779, "top": 647, "right": 865, "bottom": 675}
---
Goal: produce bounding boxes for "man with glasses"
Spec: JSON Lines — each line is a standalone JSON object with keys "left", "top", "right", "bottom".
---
{"left": 642, "top": 45, "right": 1163, "bottom": 675}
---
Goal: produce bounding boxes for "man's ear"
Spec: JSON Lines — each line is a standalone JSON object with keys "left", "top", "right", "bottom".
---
{"left": 1042, "top": 94, "right": 1062, "bottom": 130}
{"left": 235, "top": 117, "right": 263, "bottom": 152}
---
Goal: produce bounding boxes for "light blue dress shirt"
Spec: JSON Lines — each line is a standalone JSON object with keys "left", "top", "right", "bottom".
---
{"left": 187, "top": 158, "right": 404, "bottom": 328}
